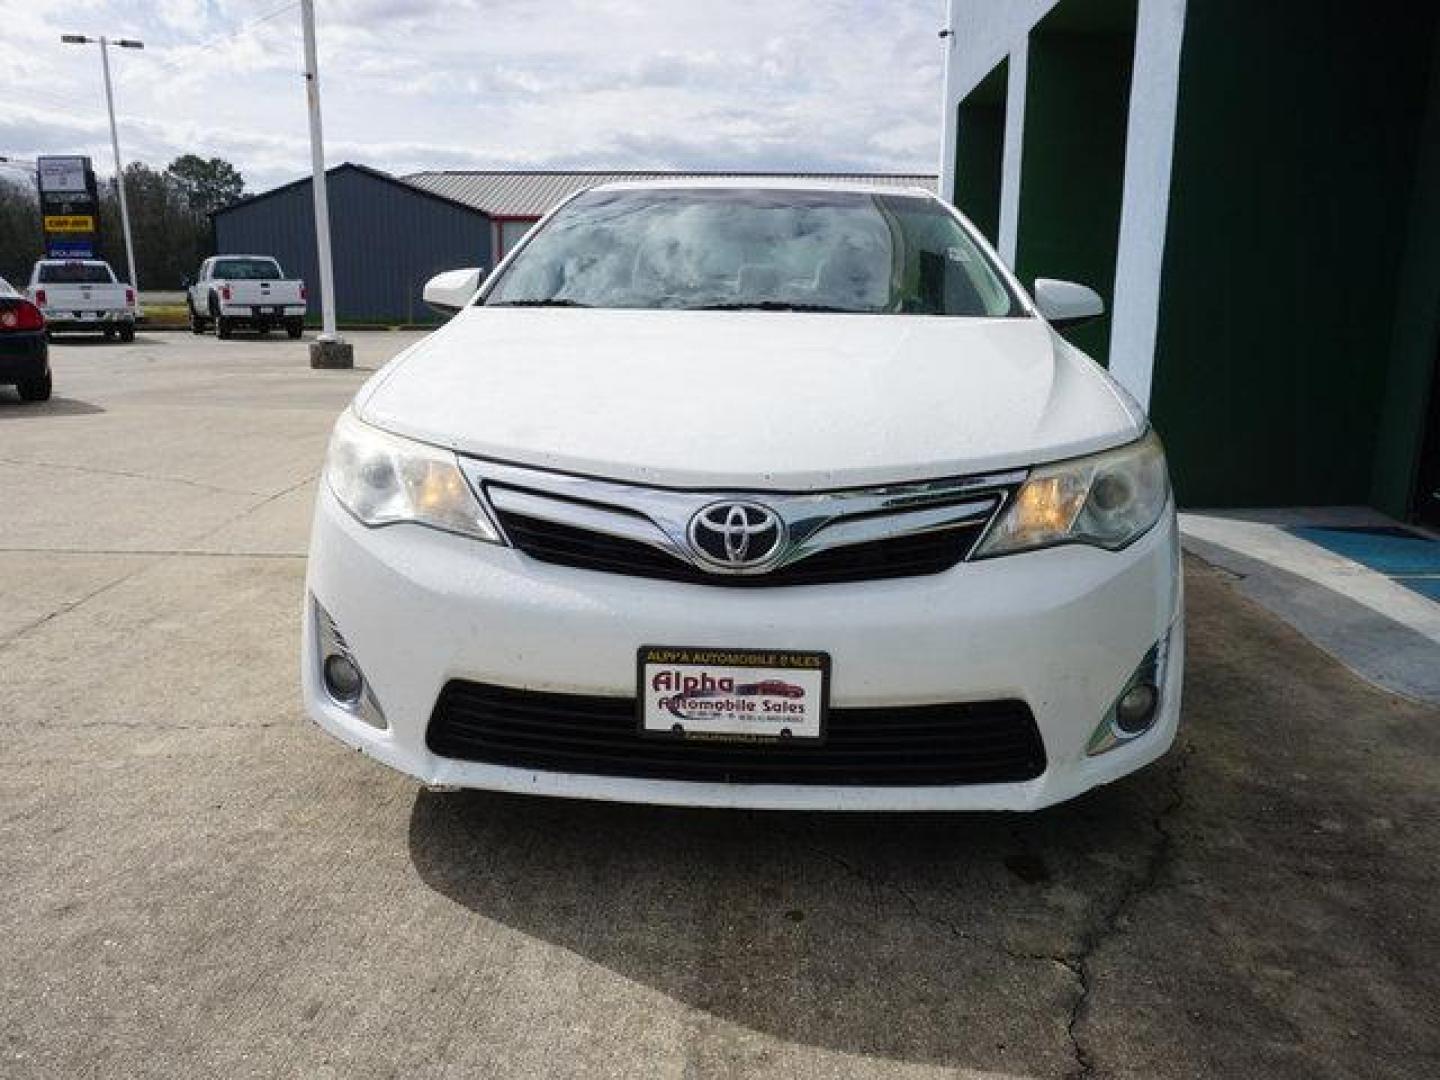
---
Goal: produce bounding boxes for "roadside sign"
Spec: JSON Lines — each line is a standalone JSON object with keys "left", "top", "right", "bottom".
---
{"left": 38, "top": 157, "right": 90, "bottom": 194}
{"left": 43, "top": 215, "right": 96, "bottom": 233}
{"left": 37, "top": 155, "right": 101, "bottom": 258}
{"left": 48, "top": 239, "right": 96, "bottom": 258}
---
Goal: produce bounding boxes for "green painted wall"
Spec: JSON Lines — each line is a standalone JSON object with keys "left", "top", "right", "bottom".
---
{"left": 1149, "top": 0, "right": 1440, "bottom": 509}
{"left": 1015, "top": 6, "right": 1137, "bottom": 365}
{"left": 1370, "top": 19, "right": 1440, "bottom": 517}
{"left": 953, "top": 60, "right": 1006, "bottom": 246}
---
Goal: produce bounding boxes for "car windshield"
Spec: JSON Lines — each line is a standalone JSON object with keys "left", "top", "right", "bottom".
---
{"left": 0, "top": 278, "right": 15, "bottom": 297}
{"left": 38, "top": 262, "right": 114, "bottom": 284}
{"left": 212, "top": 258, "right": 282, "bottom": 279}
{"left": 482, "top": 188, "right": 1022, "bottom": 316}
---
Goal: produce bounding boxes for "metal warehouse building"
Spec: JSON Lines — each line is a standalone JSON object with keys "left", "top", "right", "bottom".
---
{"left": 211, "top": 164, "right": 492, "bottom": 325}
{"left": 212, "top": 167, "right": 935, "bottom": 326}
{"left": 940, "top": 0, "right": 1440, "bottom": 522}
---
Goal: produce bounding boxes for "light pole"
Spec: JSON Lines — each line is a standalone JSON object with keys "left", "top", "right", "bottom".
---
{"left": 299, "top": 0, "right": 352, "bottom": 368}
{"left": 61, "top": 33, "right": 143, "bottom": 293}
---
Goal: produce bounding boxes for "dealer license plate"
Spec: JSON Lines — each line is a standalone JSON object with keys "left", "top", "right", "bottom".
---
{"left": 637, "top": 645, "right": 830, "bottom": 743}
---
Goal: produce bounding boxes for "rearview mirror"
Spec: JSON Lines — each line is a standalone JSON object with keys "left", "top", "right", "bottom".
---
{"left": 423, "top": 267, "right": 484, "bottom": 316}
{"left": 1033, "top": 278, "right": 1105, "bottom": 330}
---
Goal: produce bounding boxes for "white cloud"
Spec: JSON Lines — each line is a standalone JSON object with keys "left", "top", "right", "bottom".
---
{"left": 4, "top": 0, "right": 945, "bottom": 193}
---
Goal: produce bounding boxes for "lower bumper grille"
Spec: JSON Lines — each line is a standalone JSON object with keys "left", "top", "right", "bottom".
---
{"left": 427, "top": 680, "right": 1047, "bottom": 786}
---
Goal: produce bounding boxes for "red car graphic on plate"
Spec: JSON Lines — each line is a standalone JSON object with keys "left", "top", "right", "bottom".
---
{"left": 736, "top": 680, "right": 805, "bottom": 698}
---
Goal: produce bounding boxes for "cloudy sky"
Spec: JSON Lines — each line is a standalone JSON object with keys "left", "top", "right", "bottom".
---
{"left": 2, "top": 0, "right": 947, "bottom": 195}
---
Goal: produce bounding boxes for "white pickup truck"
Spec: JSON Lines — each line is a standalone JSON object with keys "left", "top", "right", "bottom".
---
{"left": 186, "top": 255, "right": 307, "bottom": 339}
{"left": 26, "top": 259, "right": 137, "bottom": 342}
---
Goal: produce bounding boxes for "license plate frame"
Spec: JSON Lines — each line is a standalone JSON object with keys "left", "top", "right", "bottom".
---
{"left": 636, "top": 645, "right": 830, "bottom": 744}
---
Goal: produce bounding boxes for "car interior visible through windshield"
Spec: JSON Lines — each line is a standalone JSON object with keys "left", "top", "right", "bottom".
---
{"left": 37, "top": 262, "right": 115, "bottom": 284}
{"left": 212, "top": 259, "right": 282, "bottom": 280}
{"left": 482, "top": 188, "right": 1024, "bottom": 317}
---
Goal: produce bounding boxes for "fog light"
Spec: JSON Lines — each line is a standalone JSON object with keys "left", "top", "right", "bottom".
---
{"left": 1087, "top": 629, "right": 1172, "bottom": 756}
{"left": 323, "top": 653, "right": 364, "bottom": 703}
{"left": 1114, "top": 682, "right": 1159, "bottom": 735}
{"left": 312, "top": 596, "right": 388, "bottom": 730}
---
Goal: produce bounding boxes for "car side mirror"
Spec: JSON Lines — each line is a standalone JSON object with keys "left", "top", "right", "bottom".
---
{"left": 1033, "top": 278, "right": 1105, "bottom": 330}
{"left": 180, "top": 275, "right": 191, "bottom": 288}
{"left": 423, "top": 267, "right": 484, "bottom": 316}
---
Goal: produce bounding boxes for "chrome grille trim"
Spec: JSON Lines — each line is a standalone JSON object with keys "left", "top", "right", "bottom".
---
{"left": 461, "top": 458, "right": 1026, "bottom": 580}
{"left": 487, "top": 486, "right": 673, "bottom": 553}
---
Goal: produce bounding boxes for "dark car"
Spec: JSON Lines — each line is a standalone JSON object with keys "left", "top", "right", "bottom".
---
{"left": 0, "top": 277, "right": 51, "bottom": 402}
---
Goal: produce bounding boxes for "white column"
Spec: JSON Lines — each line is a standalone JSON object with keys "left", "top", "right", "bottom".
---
{"left": 997, "top": 37, "right": 1029, "bottom": 268}
{"left": 1108, "top": 0, "right": 1187, "bottom": 407}
{"left": 937, "top": 0, "right": 960, "bottom": 204}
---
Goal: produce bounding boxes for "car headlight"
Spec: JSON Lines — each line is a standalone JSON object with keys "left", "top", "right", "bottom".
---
{"left": 974, "top": 430, "right": 1170, "bottom": 557}
{"left": 324, "top": 410, "right": 502, "bottom": 543}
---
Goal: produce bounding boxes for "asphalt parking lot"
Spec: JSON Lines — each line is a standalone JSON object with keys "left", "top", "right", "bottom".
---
{"left": 2, "top": 332, "right": 1438, "bottom": 1079}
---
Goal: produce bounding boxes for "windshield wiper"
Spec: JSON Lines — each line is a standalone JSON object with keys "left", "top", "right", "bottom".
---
{"left": 689, "top": 300, "right": 857, "bottom": 313}
{"left": 487, "top": 298, "right": 591, "bottom": 308}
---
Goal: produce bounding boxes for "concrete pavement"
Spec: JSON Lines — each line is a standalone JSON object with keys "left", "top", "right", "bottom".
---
{"left": 1, "top": 333, "right": 1437, "bottom": 1078}
{"left": 1182, "top": 509, "right": 1440, "bottom": 704}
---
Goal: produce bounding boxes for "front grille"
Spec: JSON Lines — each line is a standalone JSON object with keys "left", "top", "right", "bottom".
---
{"left": 496, "top": 511, "right": 988, "bottom": 587}
{"left": 427, "top": 680, "right": 1047, "bottom": 786}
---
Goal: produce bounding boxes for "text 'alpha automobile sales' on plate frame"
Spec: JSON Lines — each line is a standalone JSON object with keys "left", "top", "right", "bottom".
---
{"left": 637, "top": 645, "right": 831, "bottom": 744}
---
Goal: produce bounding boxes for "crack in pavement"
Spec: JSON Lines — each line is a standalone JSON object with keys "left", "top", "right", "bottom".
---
{"left": 798, "top": 747, "right": 1193, "bottom": 1080}
{"left": 1059, "top": 747, "right": 1193, "bottom": 1079}
{"left": 802, "top": 837, "right": 977, "bottom": 942}
{"left": 0, "top": 455, "right": 246, "bottom": 496}
{"left": 30, "top": 719, "right": 283, "bottom": 731}
{"left": 1180, "top": 545, "right": 1247, "bottom": 582}
{"left": 187, "top": 470, "right": 319, "bottom": 548}
{"left": 0, "top": 547, "right": 306, "bottom": 558}
{"left": 0, "top": 473, "right": 317, "bottom": 652}
{"left": 0, "top": 557, "right": 161, "bottom": 652}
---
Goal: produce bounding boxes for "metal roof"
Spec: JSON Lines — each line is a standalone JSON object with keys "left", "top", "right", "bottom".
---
{"left": 402, "top": 170, "right": 938, "bottom": 219}
{"left": 211, "top": 162, "right": 486, "bottom": 219}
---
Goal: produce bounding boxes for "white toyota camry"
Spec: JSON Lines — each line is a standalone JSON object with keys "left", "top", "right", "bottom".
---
{"left": 302, "top": 180, "right": 1182, "bottom": 811}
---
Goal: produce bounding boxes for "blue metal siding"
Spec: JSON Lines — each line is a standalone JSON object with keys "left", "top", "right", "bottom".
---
{"left": 212, "top": 167, "right": 491, "bottom": 322}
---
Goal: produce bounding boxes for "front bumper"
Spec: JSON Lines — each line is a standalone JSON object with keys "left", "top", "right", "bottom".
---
{"left": 302, "top": 486, "right": 1183, "bottom": 811}
{"left": 0, "top": 332, "right": 49, "bottom": 383}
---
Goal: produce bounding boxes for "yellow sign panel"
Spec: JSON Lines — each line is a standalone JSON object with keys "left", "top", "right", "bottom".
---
{"left": 43, "top": 215, "right": 95, "bottom": 233}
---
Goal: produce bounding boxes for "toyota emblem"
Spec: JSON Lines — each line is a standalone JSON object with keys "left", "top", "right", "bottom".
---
{"left": 688, "top": 501, "right": 784, "bottom": 569}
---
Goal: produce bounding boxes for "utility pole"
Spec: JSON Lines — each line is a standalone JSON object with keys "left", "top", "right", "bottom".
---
{"left": 299, "top": 0, "right": 352, "bottom": 368}
{"left": 61, "top": 34, "right": 143, "bottom": 293}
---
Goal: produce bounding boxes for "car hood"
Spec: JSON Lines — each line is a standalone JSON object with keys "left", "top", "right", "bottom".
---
{"left": 357, "top": 308, "right": 1145, "bottom": 490}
